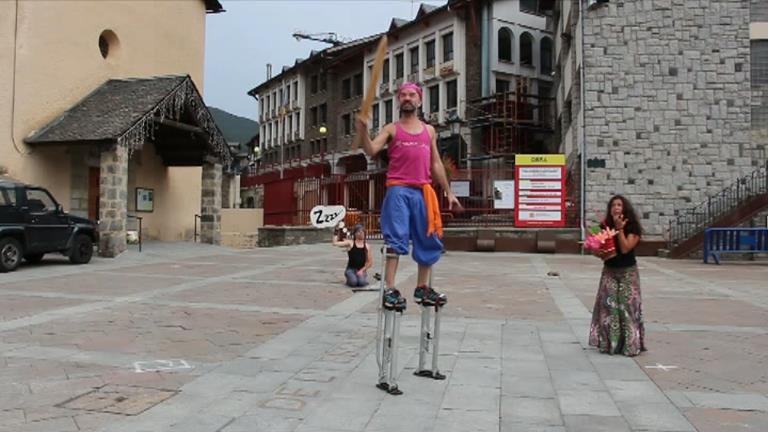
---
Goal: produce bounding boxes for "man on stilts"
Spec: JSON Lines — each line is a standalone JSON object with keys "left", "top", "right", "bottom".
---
{"left": 355, "top": 82, "right": 462, "bottom": 392}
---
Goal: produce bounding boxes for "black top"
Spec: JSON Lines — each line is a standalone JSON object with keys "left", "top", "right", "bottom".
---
{"left": 347, "top": 241, "right": 367, "bottom": 270}
{"left": 604, "top": 226, "right": 640, "bottom": 268}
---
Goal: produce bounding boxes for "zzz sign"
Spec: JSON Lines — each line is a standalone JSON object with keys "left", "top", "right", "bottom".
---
{"left": 310, "top": 205, "right": 346, "bottom": 228}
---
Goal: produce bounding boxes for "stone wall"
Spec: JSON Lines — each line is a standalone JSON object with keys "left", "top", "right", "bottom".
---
{"left": 582, "top": 0, "right": 755, "bottom": 238}
{"left": 257, "top": 226, "right": 332, "bottom": 247}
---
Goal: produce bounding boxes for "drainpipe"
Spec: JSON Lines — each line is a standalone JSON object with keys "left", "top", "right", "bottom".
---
{"left": 481, "top": 0, "right": 490, "bottom": 97}
{"left": 579, "top": 0, "right": 587, "bottom": 245}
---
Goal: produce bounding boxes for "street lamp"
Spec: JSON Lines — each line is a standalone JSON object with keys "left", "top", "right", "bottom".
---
{"left": 446, "top": 116, "right": 462, "bottom": 167}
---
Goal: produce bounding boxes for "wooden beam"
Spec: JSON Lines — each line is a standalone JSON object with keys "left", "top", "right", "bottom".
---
{"left": 155, "top": 118, "right": 205, "bottom": 135}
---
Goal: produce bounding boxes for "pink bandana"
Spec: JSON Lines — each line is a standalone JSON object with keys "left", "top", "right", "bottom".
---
{"left": 398, "top": 81, "right": 423, "bottom": 100}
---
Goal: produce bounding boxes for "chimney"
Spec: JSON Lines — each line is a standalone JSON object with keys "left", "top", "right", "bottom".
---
{"left": 266, "top": 63, "right": 272, "bottom": 80}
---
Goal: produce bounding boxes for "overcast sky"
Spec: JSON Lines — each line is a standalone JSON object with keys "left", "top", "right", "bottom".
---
{"left": 204, "top": 0, "right": 446, "bottom": 120}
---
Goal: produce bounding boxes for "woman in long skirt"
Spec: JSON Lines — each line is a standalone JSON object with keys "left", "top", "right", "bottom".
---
{"left": 589, "top": 195, "right": 646, "bottom": 356}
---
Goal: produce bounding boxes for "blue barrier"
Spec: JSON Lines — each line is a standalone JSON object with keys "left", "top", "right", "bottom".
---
{"left": 703, "top": 227, "right": 768, "bottom": 264}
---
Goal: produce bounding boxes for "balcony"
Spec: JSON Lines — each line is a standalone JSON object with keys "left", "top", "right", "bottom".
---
{"left": 427, "top": 112, "right": 439, "bottom": 124}
{"left": 439, "top": 61, "right": 455, "bottom": 77}
{"left": 444, "top": 108, "right": 459, "bottom": 122}
{"left": 423, "top": 66, "right": 436, "bottom": 81}
{"left": 379, "top": 82, "right": 390, "bottom": 95}
{"left": 407, "top": 73, "right": 419, "bottom": 83}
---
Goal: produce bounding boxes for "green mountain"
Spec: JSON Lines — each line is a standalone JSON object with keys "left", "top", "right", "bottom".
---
{"left": 208, "top": 107, "right": 258, "bottom": 144}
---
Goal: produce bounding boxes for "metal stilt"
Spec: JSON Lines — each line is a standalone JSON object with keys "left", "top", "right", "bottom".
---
{"left": 414, "top": 270, "right": 446, "bottom": 380}
{"left": 376, "top": 244, "right": 404, "bottom": 395}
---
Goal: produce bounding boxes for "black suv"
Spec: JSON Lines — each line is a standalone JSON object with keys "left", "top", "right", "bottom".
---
{"left": 0, "top": 178, "right": 97, "bottom": 272}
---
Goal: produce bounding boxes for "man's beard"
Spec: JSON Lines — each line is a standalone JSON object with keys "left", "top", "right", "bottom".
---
{"left": 399, "top": 102, "right": 417, "bottom": 114}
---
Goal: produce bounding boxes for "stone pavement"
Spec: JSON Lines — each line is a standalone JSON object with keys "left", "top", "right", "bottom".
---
{"left": 0, "top": 242, "right": 766, "bottom": 431}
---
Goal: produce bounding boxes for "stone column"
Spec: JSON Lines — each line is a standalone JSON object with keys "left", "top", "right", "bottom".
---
{"left": 99, "top": 145, "right": 129, "bottom": 257}
{"left": 221, "top": 172, "right": 233, "bottom": 209}
{"left": 201, "top": 162, "right": 222, "bottom": 245}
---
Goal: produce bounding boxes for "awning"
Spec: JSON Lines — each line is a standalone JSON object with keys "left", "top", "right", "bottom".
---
{"left": 25, "top": 75, "right": 232, "bottom": 167}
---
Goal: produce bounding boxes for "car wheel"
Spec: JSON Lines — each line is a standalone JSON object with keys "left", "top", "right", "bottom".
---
{"left": 0, "top": 237, "right": 23, "bottom": 272}
{"left": 69, "top": 234, "right": 93, "bottom": 264}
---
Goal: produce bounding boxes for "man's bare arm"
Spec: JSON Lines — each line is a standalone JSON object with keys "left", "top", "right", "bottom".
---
{"left": 355, "top": 119, "right": 393, "bottom": 157}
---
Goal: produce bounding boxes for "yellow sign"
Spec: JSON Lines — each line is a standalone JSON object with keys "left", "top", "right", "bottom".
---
{"left": 515, "top": 154, "right": 566, "bottom": 165}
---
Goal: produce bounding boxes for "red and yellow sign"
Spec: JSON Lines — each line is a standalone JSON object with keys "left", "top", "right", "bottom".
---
{"left": 514, "top": 154, "right": 566, "bottom": 228}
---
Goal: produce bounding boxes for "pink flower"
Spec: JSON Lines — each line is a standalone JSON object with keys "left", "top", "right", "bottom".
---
{"left": 583, "top": 228, "right": 619, "bottom": 251}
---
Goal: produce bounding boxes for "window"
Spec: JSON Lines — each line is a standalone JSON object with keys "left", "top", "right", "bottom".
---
{"left": 498, "top": 27, "right": 513, "bottom": 62}
{"left": 373, "top": 104, "right": 380, "bottom": 129}
{"left": 98, "top": 30, "right": 119, "bottom": 60}
{"left": 429, "top": 85, "right": 439, "bottom": 113}
{"left": 0, "top": 187, "right": 16, "bottom": 206}
{"left": 319, "top": 72, "right": 327, "bottom": 91}
{"left": 311, "top": 106, "right": 318, "bottom": 126}
{"left": 442, "top": 32, "right": 454, "bottom": 62}
{"left": 295, "top": 112, "right": 300, "bottom": 132}
{"left": 409, "top": 46, "right": 419, "bottom": 74}
{"left": 541, "top": 37, "right": 553, "bottom": 75}
{"left": 26, "top": 189, "right": 56, "bottom": 213}
{"left": 320, "top": 103, "right": 327, "bottom": 124}
{"left": 754, "top": 0, "right": 768, "bottom": 22}
{"left": 382, "top": 58, "right": 390, "bottom": 84}
{"left": 353, "top": 73, "right": 363, "bottom": 97}
{"left": 520, "top": 32, "right": 534, "bottom": 66}
{"left": 279, "top": 88, "right": 284, "bottom": 106}
{"left": 342, "top": 113, "right": 352, "bottom": 136}
{"left": 385, "top": 99, "right": 393, "bottom": 123}
{"left": 425, "top": 40, "right": 436, "bottom": 68}
{"left": 496, "top": 79, "right": 510, "bottom": 94}
{"left": 587, "top": 0, "right": 609, "bottom": 8}
{"left": 310, "top": 75, "right": 318, "bottom": 94}
{"left": 342, "top": 78, "right": 351, "bottom": 99}
{"left": 395, "top": 53, "right": 404, "bottom": 79}
{"left": 293, "top": 81, "right": 298, "bottom": 100}
{"left": 751, "top": 40, "right": 768, "bottom": 127}
{"left": 520, "top": 0, "right": 538, "bottom": 13}
{"left": 446, "top": 80, "right": 457, "bottom": 109}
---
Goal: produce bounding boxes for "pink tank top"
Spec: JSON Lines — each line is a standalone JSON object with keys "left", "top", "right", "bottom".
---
{"left": 387, "top": 122, "right": 432, "bottom": 184}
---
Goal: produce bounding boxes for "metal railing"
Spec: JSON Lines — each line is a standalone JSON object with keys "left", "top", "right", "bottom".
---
{"left": 193, "top": 214, "right": 201, "bottom": 242}
{"left": 262, "top": 167, "right": 580, "bottom": 233}
{"left": 668, "top": 161, "right": 768, "bottom": 247}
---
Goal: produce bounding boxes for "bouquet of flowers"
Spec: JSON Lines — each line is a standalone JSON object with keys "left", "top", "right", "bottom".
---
{"left": 583, "top": 214, "right": 618, "bottom": 260}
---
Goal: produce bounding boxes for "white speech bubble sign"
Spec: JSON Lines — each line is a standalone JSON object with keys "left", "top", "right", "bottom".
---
{"left": 309, "top": 205, "right": 347, "bottom": 228}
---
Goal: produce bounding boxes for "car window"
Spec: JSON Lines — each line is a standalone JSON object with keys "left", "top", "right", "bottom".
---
{"left": 25, "top": 189, "right": 56, "bottom": 213}
{"left": 0, "top": 187, "right": 16, "bottom": 206}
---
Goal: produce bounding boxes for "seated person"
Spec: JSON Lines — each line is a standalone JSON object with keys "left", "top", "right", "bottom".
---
{"left": 332, "top": 224, "right": 372, "bottom": 287}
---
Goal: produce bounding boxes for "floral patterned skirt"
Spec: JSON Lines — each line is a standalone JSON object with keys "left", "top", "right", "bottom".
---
{"left": 588, "top": 264, "right": 646, "bottom": 356}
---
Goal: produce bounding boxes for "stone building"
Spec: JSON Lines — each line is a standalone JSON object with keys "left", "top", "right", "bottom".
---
{"left": 555, "top": 0, "right": 760, "bottom": 240}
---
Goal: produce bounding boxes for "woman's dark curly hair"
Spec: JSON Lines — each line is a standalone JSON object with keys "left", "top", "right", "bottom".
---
{"left": 603, "top": 194, "right": 643, "bottom": 236}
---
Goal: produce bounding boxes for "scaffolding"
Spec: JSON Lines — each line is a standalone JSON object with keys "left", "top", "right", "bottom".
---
{"left": 467, "top": 77, "right": 556, "bottom": 158}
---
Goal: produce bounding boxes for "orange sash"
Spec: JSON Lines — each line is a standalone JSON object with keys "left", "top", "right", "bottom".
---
{"left": 386, "top": 181, "right": 443, "bottom": 238}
